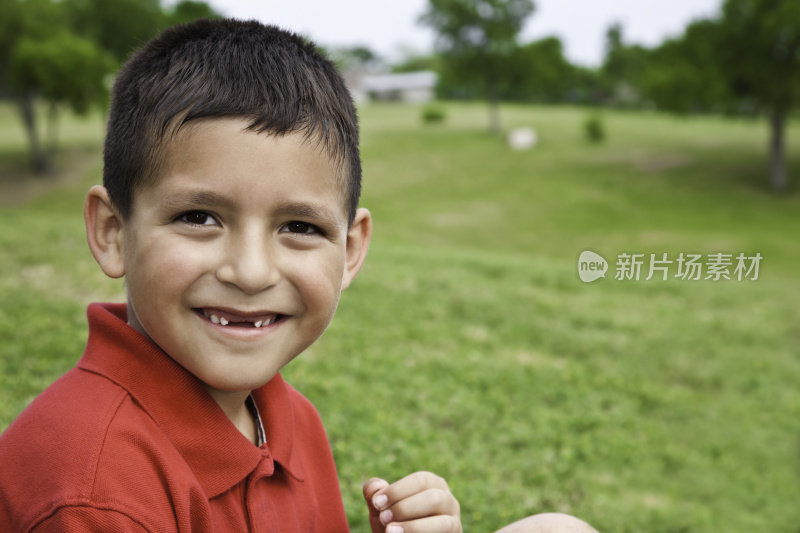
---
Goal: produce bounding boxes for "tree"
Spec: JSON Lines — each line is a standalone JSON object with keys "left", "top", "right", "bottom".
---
{"left": 419, "top": 0, "right": 535, "bottom": 133}
{"left": 599, "top": 23, "right": 651, "bottom": 107}
{"left": 716, "top": 0, "right": 800, "bottom": 191}
{"left": 0, "top": 0, "right": 115, "bottom": 173}
{"left": 391, "top": 53, "right": 440, "bottom": 74}
{"left": 67, "top": 0, "right": 220, "bottom": 60}
{"left": 328, "top": 45, "right": 384, "bottom": 74}
{"left": 166, "top": 0, "right": 220, "bottom": 27}
{"left": 506, "top": 36, "right": 576, "bottom": 102}
{"left": 638, "top": 1, "right": 799, "bottom": 191}
{"left": 640, "top": 19, "right": 730, "bottom": 114}
{"left": 8, "top": 31, "right": 114, "bottom": 172}
{"left": 67, "top": 0, "right": 164, "bottom": 62}
{"left": 1, "top": 0, "right": 220, "bottom": 174}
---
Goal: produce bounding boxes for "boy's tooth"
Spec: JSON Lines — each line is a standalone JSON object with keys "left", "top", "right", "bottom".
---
{"left": 208, "top": 311, "right": 277, "bottom": 327}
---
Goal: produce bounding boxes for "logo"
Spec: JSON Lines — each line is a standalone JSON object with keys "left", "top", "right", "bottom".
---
{"left": 577, "top": 250, "right": 761, "bottom": 282}
{"left": 578, "top": 250, "right": 608, "bottom": 283}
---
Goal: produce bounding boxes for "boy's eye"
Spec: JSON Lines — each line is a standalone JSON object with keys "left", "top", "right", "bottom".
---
{"left": 282, "top": 221, "right": 319, "bottom": 235}
{"left": 178, "top": 211, "right": 218, "bottom": 226}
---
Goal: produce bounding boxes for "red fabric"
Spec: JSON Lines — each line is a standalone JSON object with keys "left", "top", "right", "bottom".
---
{"left": 0, "top": 303, "right": 349, "bottom": 532}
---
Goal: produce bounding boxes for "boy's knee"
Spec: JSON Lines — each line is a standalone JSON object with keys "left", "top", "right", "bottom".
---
{"left": 494, "top": 512, "right": 598, "bottom": 533}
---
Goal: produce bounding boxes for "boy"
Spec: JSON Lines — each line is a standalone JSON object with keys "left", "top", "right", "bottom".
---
{"left": 0, "top": 18, "right": 595, "bottom": 533}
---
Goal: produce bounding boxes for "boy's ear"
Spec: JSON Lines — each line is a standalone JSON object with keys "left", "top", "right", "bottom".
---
{"left": 341, "top": 208, "right": 372, "bottom": 290}
{"left": 84, "top": 185, "right": 126, "bottom": 279}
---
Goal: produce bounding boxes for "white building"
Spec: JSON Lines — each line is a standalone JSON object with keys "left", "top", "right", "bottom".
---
{"left": 349, "top": 71, "right": 438, "bottom": 103}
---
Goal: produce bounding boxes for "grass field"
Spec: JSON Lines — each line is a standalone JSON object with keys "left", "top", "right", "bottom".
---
{"left": 1, "top": 102, "right": 799, "bottom": 532}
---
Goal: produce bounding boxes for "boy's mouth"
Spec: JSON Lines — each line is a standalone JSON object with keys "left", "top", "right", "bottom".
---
{"left": 197, "top": 308, "right": 284, "bottom": 328}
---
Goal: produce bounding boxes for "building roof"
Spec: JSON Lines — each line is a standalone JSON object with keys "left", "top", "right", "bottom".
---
{"left": 362, "top": 71, "right": 438, "bottom": 92}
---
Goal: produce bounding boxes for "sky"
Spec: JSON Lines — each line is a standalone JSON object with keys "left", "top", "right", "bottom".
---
{"left": 203, "top": 0, "right": 724, "bottom": 67}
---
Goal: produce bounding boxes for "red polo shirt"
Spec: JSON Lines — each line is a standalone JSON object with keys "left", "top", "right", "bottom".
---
{"left": 0, "top": 303, "right": 349, "bottom": 532}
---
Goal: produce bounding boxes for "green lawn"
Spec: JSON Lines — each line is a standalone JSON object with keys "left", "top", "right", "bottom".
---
{"left": 1, "top": 102, "right": 799, "bottom": 532}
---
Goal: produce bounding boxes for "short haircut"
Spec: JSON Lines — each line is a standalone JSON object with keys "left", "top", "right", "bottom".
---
{"left": 103, "top": 18, "right": 361, "bottom": 224}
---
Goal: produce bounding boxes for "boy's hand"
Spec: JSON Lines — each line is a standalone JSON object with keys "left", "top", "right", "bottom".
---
{"left": 363, "top": 472, "right": 462, "bottom": 533}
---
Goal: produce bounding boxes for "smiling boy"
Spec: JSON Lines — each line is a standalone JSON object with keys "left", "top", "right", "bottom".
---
{"left": 0, "top": 18, "right": 596, "bottom": 533}
{"left": 0, "top": 18, "right": 465, "bottom": 532}
{"left": 98, "top": 120, "right": 360, "bottom": 438}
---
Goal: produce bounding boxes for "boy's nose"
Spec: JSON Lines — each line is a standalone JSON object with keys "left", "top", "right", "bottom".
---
{"left": 215, "top": 232, "right": 281, "bottom": 294}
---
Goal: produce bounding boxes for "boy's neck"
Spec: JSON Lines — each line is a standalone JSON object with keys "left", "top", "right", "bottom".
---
{"left": 206, "top": 388, "right": 259, "bottom": 445}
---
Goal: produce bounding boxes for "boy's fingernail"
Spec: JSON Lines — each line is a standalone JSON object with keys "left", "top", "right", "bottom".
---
{"left": 373, "top": 493, "right": 388, "bottom": 509}
{"left": 387, "top": 525, "right": 403, "bottom": 533}
{"left": 379, "top": 509, "right": 393, "bottom": 525}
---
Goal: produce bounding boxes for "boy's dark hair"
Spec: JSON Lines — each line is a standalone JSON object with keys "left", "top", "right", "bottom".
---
{"left": 103, "top": 18, "right": 361, "bottom": 224}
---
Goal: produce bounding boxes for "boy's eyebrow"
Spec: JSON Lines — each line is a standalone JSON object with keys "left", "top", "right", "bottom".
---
{"left": 164, "top": 190, "right": 236, "bottom": 210}
{"left": 271, "top": 201, "right": 343, "bottom": 226}
{"left": 163, "top": 190, "right": 343, "bottom": 225}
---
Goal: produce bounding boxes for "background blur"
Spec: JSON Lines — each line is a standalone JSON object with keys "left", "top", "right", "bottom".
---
{"left": 1, "top": 1, "right": 798, "bottom": 532}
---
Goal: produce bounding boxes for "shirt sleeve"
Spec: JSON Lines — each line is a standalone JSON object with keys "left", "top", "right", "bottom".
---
{"left": 31, "top": 506, "right": 151, "bottom": 532}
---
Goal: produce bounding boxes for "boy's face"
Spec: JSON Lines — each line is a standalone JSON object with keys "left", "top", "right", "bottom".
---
{"left": 89, "top": 118, "right": 370, "bottom": 397}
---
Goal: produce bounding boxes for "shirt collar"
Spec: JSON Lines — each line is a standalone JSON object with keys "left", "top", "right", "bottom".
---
{"left": 78, "top": 303, "right": 304, "bottom": 498}
{"left": 246, "top": 395, "right": 266, "bottom": 447}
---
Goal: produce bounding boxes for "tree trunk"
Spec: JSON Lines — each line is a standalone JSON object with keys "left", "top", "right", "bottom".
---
{"left": 768, "top": 108, "right": 788, "bottom": 192}
{"left": 487, "top": 78, "right": 501, "bottom": 135}
{"left": 17, "top": 95, "right": 51, "bottom": 174}
{"left": 46, "top": 101, "right": 60, "bottom": 158}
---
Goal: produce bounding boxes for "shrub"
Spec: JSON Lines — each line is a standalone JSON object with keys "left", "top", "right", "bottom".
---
{"left": 583, "top": 113, "right": 605, "bottom": 143}
{"left": 421, "top": 104, "right": 446, "bottom": 124}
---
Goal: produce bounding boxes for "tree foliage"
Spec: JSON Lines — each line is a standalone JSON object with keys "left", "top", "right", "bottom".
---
{"left": 0, "top": 0, "right": 220, "bottom": 174}
{"left": 506, "top": 36, "right": 577, "bottom": 102}
{"left": 391, "top": 53, "right": 441, "bottom": 75}
{"left": 167, "top": 0, "right": 220, "bottom": 27}
{"left": 9, "top": 32, "right": 113, "bottom": 114}
{"left": 718, "top": 0, "right": 800, "bottom": 114}
{"left": 419, "top": 0, "right": 535, "bottom": 132}
{"left": 718, "top": 0, "right": 800, "bottom": 190}
{"left": 600, "top": 23, "right": 651, "bottom": 106}
{"left": 640, "top": 19, "right": 730, "bottom": 114}
{"left": 328, "top": 45, "right": 385, "bottom": 74}
{"left": 636, "top": 0, "right": 800, "bottom": 191}
{"left": 67, "top": 0, "right": 164, "bottom": 62}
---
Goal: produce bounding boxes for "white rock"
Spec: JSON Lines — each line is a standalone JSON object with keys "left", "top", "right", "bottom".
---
{"left": 507, "top": 127, "right": 538, "bottom": 150}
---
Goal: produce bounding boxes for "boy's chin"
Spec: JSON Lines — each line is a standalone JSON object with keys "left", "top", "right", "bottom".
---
{"left": 199, "top": 370, "right": 281, "bottom": 396}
